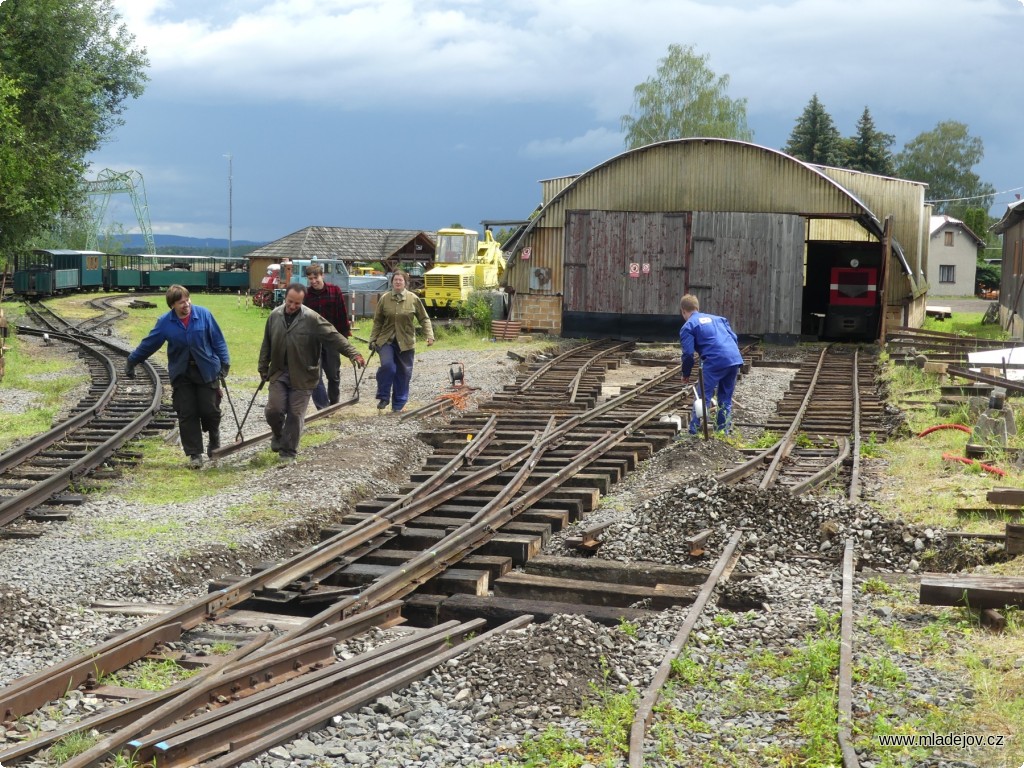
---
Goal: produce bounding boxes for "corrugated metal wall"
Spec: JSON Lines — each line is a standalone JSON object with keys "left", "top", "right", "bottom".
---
{"left": 816, "top": 167, "right": 928, "bottom": 301}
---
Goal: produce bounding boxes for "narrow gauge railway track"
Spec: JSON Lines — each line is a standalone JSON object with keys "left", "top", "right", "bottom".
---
{"left": 735, "top": 344, "right": 883, "bottom": 497}
{"left": 627, "top": 345, "right": 879, "bottom": 766}
{"left": 0, "top": 303, "right": 172, "bottom": 527}
{"left": 0, "top": 340, "right": 696, "bottom": 768}
{"left": 0, "top": 341, "right": 886, "bottom": 768}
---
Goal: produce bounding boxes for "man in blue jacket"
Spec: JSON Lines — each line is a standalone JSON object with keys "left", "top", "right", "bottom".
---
{"left": 679, "top": 293, "right": 744, "bottom": 435}
{"left": 126, "top": 285, "right": 230, "bottom": 468}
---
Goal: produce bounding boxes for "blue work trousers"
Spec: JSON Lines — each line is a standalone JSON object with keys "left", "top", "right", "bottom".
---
{"left": 689, "top": 364, "right": 741, "bottom": 435}
{"left": 375, "top": 341, "right": 416, "bottom": 411}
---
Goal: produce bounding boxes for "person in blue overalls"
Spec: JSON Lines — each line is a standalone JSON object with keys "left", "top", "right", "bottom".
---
{"left": 678, "top": 293, "right": 744, "bottom": 435}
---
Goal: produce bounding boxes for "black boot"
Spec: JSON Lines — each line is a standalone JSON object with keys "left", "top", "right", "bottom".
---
{"left": 207, "top": 430, "right": 221, "bottom": 458}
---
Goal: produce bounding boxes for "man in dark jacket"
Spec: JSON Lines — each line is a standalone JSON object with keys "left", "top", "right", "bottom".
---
{"left": 302, "top": 263, "right": 351, "bottom": 409}
{"left": 679, "top": 293, "right": 744, "bottom": 435}
{"left": 126, "top": 285, "right": 230, "bottom": 468}
{"left": 259, "top": 283, "right": 365, "bottom": 461}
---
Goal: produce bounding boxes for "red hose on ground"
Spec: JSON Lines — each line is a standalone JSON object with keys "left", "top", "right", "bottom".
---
{"left": 917, "top": 424, "right": 972, "bottom": 437}
{"left": 941, "top": 452, "right": 1007, "bottom": 477}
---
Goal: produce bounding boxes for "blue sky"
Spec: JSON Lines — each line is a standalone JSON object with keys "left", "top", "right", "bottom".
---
{"left": 91, "top": 0, "right": 1024, "bottom": 244}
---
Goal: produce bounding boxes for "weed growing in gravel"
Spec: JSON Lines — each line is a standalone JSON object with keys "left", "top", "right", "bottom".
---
{"left": 712, "top": 612, "right": 738, "bottom": 628}
{"left": 510, "top": 724, "right": 586, "bottom": 767}
{"left": 101, "top": 658, "right": 200, "bottom": 691}
{"left": 580, "top": 682, "right": 637, "bottom": 761}
{"left": 48, "top": 730, "right": 100, "bottom": 763}
{"left": 669, "top": 650, "right": 721, "bottom": 689}
{"left": 857, "top": 654, "right": 907, "bottom": 690}
{"left": 209, "top": 641, "right": 236, "bottom": 655}
{"left": 110, "top": 748, "right": 156, "bottom": 768}
{"left": 616, "top": 618, "right": 639, "bottom": 637}
{"left": 860, "top": 576, "right": 894, "bottom": 595}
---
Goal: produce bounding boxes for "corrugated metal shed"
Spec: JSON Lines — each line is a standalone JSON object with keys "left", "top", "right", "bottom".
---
{"left": 507, "top": 138, "right": 926, "bottom": 339}
{"left": 815, "top": 166, "right": 927, "bottom": 298}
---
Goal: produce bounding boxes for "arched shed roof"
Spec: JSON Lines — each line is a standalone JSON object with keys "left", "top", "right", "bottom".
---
{"left": 516, "top": 138, "right": 888, "bottom": 243}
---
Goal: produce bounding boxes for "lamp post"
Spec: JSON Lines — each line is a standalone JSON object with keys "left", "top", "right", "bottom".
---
{"left": 223, "top": 153, "right": 233, "bottom": 259}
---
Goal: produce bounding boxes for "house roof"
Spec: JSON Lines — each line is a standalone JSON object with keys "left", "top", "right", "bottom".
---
{"left": 247, "top": 226, "right": 435, "bottom": 263}
{"left": 929, "top": 215, "right": 984, "bottom": 246}
{"left": 993, "top": 198, "right": 1024, "bottom": 235}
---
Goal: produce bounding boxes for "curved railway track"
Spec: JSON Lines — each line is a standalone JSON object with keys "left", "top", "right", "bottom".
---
{"left": 0, "top": 339, "right": 887, "bottom": 768}
{"left": 0, "top": 302, "right": 172, "bottom": 527}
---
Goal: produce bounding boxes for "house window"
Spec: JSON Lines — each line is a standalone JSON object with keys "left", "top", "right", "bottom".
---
{"left": 944, "top": 231, "right": 954, "bottom": 246}
{"left": 939, "top": 265, "right": 956, "bottom": 283}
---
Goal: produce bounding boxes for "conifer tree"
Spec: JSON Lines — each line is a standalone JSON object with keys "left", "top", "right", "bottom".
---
{"left": 784, "top": 94, "right": 845, "bottom": 166}
{"left": 844, "top": 107, "right": 895, "bottom": 175}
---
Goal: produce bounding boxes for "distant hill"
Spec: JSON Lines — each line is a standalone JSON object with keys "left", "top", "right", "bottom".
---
{"left": 117, "top": 234, "right": 266, "bottom": 250}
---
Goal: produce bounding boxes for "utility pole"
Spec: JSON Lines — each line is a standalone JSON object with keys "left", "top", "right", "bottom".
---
{"left": 224, "top": 153, "right": 233, "bottom": 259}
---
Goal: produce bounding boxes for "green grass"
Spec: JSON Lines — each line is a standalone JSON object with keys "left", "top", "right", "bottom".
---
{"left": 0, "top": 323, "right": 90, "bottom": 451}
{"left": 100, "top": 658, "right": 200, "bottom": 691}
{"left": 921, "top": 311, "right": 1009, "bottom": 340}
{"left": 47, "top": 730, "right": 100, "bottom": 763}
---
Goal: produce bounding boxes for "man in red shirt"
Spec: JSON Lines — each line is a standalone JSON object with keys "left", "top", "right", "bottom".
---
{"left": 302, "top": 263, "right": 351, "bottom": 408}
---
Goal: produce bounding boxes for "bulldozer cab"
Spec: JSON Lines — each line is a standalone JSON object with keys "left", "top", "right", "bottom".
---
{"left": 436, "top": 229, "right": 479, "bottom": 264}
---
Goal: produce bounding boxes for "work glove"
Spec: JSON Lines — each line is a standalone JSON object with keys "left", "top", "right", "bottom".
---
{"left": 259, "top": 371, "right": 269, "bottom": 383}
{"left": 353, "top": 354, "right": 366, "bottom": 368}
{"left": 124, "top": 364, "right": 136, "bottom": 380}
{"left": 220, "top": 363, "right": 230, "bottom": 379}
{"left": 367, "top": 341, "right": 378, "bottom": 353}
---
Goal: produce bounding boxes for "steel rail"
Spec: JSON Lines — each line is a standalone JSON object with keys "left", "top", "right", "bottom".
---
{"left": 0, "top": 327, "right": 119, "bottom": 473}
{"left": 837, "top": 538, "right": 860, "bottom": 767}
{"left": 758, "top": 346, "right": 830, "bottom": 490}
{"left": 258, "top": 416, "right": 503, "bottom": 592}
{"left": 0, "top": 342, "right": 656, "bottom": 722}
{"left": 128, "top": 619, "right": 485, "bottom": 767}
{"left": 627, "top": 530, "right": 744, "bottom": 767}
{"left": 516, "top": 339, "right": 603, "bottom": 391}
{"left": 0, "top": 602, "right": 405, "bottom": 767}
{"left": 334, "top": 384, "right": 690, "bottom": 618}
{"left": 849, "top": 349, "right": 863, "bottom": 503}
{"left": 566, "top": 341, "right": 633, "bottom": 404}
{"left": 0, "top": 328, "right": 163, "bottom": 525}
{"left": 788, "top": 437, "right": 851, "bottom": 496}
{"left": 201, "top": 615, "right": 534, "bottom": 768}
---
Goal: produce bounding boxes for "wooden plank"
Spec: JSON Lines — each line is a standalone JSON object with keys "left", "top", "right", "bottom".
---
{"left": 986, "top": 488, "right": 1024, "bottom": 506}
{"left": 431, "top": 592, "right": 659, "bottom": 629}
{"left": 956, "top": 507, "right": 1024, "bottom": 521}
{"left": 359, "top": 550, "right": 512, "bottom": 581}
{"left": 393, "top": 526, "right": 540, "bottom": 565}
{"left": 522, "top": 554, "right": 749, "bottom": 587}
{"left": 920, "top": 574, "right": 1024, "bottom": 609}
{"left": 322, "top": 562, "right": 490, "bottom": 597}
{"left": 1006, "top": 523, "right": 1024, "bottom": 556}
{"left": 493, "top": 570, "right": 698, "bottom": 610}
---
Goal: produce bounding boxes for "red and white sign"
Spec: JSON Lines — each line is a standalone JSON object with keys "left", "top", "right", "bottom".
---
{"left": 642, "top": 263, "right": 651, "bottom": 274}
{"left": 629, "top": 262, "right": 640, "bottom": 278}
{"left": 521, "top": 247, "right": 532, "bottom": 261}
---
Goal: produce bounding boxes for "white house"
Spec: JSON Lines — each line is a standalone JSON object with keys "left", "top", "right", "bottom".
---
{"left": 927, "top": 215, "right": 983, "bottom": 296}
